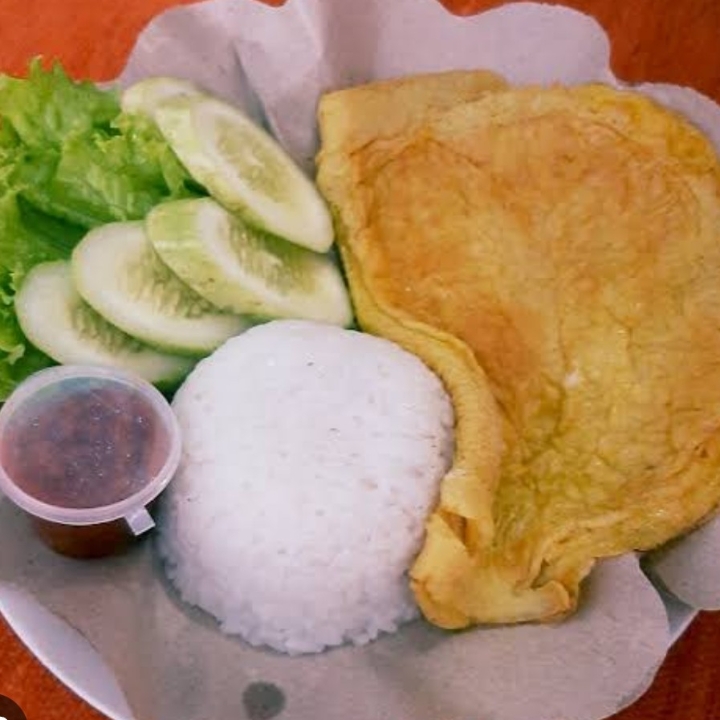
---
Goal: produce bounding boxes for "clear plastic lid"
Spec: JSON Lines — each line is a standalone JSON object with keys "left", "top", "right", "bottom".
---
{"left": 0, "top": 365, "right": 182, "bottom": 529}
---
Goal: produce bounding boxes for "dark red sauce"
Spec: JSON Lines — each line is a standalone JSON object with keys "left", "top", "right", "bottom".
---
{"left": 0, "top": 381, "right": 170, "bottom": 510}
{"left": 32, "top": 516, "right": 136, "bottom": 559}
{"left": 0, "top": 376, "right": 176, "bottom": 559}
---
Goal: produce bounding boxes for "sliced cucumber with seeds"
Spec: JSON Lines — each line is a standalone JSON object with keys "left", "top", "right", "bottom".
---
{"left": 121, "top": 76, "right": 203, "bottom": 116}
{"left": 153, "top": 94, "right": 334, "bottom": 252}
{"left": 72, "top": 221, "right": 249, "bottom": 356}
{"left": 146, "top": 198, "right": 353, "bottom": 327}
{"left": 16, "top": 261, "right": 195, "bottom": 387}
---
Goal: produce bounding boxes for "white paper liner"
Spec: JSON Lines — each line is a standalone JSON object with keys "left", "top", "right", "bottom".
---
{"left": 0, "top": 498, "right": 671, "bottom": 720}
{"left": 4, "top": 1, "right": 720, "bottom": 719}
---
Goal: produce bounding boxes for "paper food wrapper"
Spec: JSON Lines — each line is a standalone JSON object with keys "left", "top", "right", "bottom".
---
{"left": 3, "top": 2, "right": 720, "bottom": 719}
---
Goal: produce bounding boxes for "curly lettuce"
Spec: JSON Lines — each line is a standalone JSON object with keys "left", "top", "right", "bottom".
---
{"left": 0, "top": 59, "right": 205, "bottom": 399}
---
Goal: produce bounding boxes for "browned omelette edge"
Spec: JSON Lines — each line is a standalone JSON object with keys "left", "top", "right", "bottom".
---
{"left": 334, "top": 218, "right": 506, "bottom": 628}
{"left": 316, "top": 72, "right": 720, "bottom": 630}
{"left": 316, "top": 71, "right": 565, "bottom": 628}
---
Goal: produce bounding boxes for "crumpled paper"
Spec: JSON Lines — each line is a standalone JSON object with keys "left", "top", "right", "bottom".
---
{"left": 3, "top": 1, "right": 720, "bottom": 719}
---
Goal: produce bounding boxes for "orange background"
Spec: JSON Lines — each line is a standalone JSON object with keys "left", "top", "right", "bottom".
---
{"left": 1, "top": 0, "right": 720, "bottom": 719}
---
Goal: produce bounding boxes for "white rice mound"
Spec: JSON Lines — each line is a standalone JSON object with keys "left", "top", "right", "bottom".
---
{"left": 158, "top": 319, "right": 455, "bottom": 655}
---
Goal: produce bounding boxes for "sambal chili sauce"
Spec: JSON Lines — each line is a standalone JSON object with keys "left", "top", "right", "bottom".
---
{"left": 0, "top": 380, "right": 171, "bottom": 510}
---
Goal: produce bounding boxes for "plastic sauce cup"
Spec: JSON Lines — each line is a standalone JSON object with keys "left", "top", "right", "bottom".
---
{"left": 0, "top": 365, "right": 182, "bottom": 559}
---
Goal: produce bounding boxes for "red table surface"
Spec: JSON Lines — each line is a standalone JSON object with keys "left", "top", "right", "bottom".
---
{"left": 1, "top": 1, "right": 720, "bottom": 719}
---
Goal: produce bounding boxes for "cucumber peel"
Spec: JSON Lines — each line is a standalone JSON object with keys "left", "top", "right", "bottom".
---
{"left": 121, "top": 76, "right": 204, "bottom": 117}
{"left": 72, "top": 221, "right": 249, "bottom": 356}
{"left": 16, "top": 261, "right": 195, "bottom": 387}
{"left": 146, "top": 198, "right": 353, "bottom": 327}
{"left": 153, "top": 94, "right": 334, "bottom": 252}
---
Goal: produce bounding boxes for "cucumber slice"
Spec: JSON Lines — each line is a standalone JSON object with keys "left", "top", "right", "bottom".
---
{"left": 72, "top": 221, "right": 249, "bottom": 356}
{"left": 153, "top": 94, "right": 334, "bottom": 252}
{"left": 16, "top": 261, "right": 195, "bottom": 387}
{"left": 121, "top": 76, "right": 203, "bottom": 116}
{"left": 146, "top": 198, "right": 353, "bottom": 327}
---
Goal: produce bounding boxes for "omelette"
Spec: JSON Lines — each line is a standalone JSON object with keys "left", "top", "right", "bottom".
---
{"left": 315, "top": 71, "right": 720, "bottom": 628}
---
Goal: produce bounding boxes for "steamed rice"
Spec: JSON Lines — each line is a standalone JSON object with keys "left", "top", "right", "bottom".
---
{"left": 158, "top": 320, "right": 454, "bottom": 655}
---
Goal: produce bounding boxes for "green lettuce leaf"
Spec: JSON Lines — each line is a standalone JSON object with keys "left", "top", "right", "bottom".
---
{"left": 0, "top": 59, "right": 118, "bottom": 149}
{"left": 15, "top": 113, "right": 202, "bottom": 227}
{"left": 0, "top": 59, "right": 207, "bottom": 399}
{"left": 0, "top": 191, "right": 82, "bottom": 395}
{"left": 0, "top": 302, "right": 55, "bottom": 401}
{"left": 1, "top": 62, "right": 202, "bottom": 229}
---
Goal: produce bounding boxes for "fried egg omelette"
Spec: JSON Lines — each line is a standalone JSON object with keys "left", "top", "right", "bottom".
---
{"left": 316, "top": 71, "right": 720, "bottom": 628}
